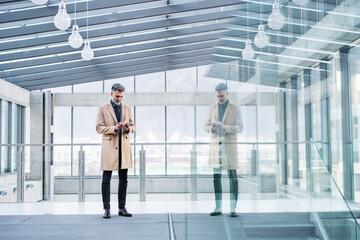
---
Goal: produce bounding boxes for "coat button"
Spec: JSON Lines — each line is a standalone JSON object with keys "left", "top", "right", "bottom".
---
{"left": 115, "top": 147, "right": 118, "bottom": 149}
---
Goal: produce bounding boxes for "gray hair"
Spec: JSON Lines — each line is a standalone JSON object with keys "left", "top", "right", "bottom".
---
{"left": 215, "top": 83, "right": 228, "bottom": 92}
{"left": 111, "top": 83, "right": 125, "bottom": 92}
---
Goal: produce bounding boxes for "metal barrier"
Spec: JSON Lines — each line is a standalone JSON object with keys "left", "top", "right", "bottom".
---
{"left": 139, "top": 146, "right": 146, "bottom": 201}
{"left": 78, "top": 147, "right": 85, "bottom": 202}
{"left": 0, "top": 141, "right": 323, "bottom": 202}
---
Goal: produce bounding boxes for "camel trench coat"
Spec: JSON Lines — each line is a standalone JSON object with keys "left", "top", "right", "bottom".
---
{"left": 204, "top": 101, "right": 243, "bottom": 170}
{"left": 96, "top": 102, "right": 135, "bottom": 170}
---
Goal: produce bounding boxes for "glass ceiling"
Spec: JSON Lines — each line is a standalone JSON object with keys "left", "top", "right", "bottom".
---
{"left": 0, "top": 0, "right": 358, "bottom": 90}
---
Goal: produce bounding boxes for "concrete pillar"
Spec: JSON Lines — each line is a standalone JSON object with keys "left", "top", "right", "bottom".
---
{"left": 29, "top": 92, "right": 43, "bottom": 181}
{"left": 340, "top": 49, "right": 354, "bottom": 200}
{"left": 276, "top": 89, "right": 287, "bottom": 185}
{"left": 286, "top": 78, "right": 299, "bottom": 180}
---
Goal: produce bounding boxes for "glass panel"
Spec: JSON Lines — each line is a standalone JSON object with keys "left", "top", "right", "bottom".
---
{"left": 54, "top": 146, "right": 72, "bottom": 176}
{"left": 258, "top": 144, "right": 277, "bottom": 175}
{"left": 167, "top": 145, "right": 192, "bottom": 175}
{"left": 104, "top": 77, "right": 134, "bottom": 93}
{"left": 166, "top": 67, "right": 196, "bottom": 92}
{"left": 135, "top": 106, "right": 165, "bottom": 143}
{"left": 135, "top": 72, "right": 165, "bottom": 93}
{"left": 136, "top": 145, "right": 165, "bottom": 175}
{"left": 240, "top": 106, "right": 257, "bottom": 143}
{"left": 238, "top": 144, "right": 253, "bottom": 175}
{"left": 197, "top": 65, "right": 226, "bottom": 92}
{"left": 1, "top": 100, "right": 9, "bottom": 173}
{"left": 257, "top": 105, "right": 276, "bottom": 142}
{"left": 311, "top": 141, "right": 359, "bottom": 240}
{"left": 167, "top": 106, "right": 194, "bottom": 143}
{"left": 196, "top": 106, "right": 211, "bottom": 143}
{"left": 195, "top": 144, "right": 212, "bottom": 174}
{"left": 73, "top": 81, "right": 103, "bottom": 93}
{"left": 349, "top": 45, "right": 360, "bottom": 202}
{"left": 53, "top": 107, "right": 72, "bottom": 176}
{"left": 54, "top": 107, "right": 71, "bottom": 144}
{"left": 73, "top": 107, "right": 101, "bottom": 144}
{"left": 84, "top": 145, "right": 102, "bottom": 176}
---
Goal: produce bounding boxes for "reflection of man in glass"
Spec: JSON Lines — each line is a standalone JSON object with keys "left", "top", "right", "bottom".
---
{"left": 204, "top": 83, "right": 243, "bottom": 217}
{"left": 96, "top": 83, "right": 136, "bottom": 219}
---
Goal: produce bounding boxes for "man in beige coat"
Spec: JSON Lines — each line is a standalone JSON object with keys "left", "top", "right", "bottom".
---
{"left": 204, "top": 83, "right": 243, "bottom": 217}
{"left": 96, "top": 83, "right": 135, "bottom": 219}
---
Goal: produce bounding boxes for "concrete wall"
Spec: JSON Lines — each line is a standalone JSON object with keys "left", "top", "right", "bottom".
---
{"left": 0, "top": 78, "right": 30, "bottom": 106}
{"left": 54, "top": 175, "right": 275, "bottom": 194}
{"left": 0, "top": 178, "right": 42, "bottom": 203}
{"left": 54, "top": 92, "right": 276, "bottom": 107}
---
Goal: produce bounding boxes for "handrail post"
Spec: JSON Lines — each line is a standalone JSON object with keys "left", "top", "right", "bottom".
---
{"left": 16, "top": 145, "right": 25, "bottom": 203}
{"left": 190, "top": 144, "right": 197, "bottom": 201}
{"left": 78, "top": 146, "right": 85, "bottom": 202}
{"left": 139, "top": 145, "right": 146, "bottom": 201}
{"left": 251, "top": 145, "right": 257, "bottom": 177}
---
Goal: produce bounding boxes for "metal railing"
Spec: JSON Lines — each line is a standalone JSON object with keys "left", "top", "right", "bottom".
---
{"left": 0, "top": 140, "right": 324, "bottom": 203}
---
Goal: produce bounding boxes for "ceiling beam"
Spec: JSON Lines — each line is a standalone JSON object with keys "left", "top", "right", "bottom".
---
{"left": 0, "top": 22, "right": 227, "bottom": 72}
{"left": 8, "top": 46, "right": 216, "bottom": 83}
{"left": 0, "top": 0, "right": 242, "bottom": 39}
{"left": 0, "top": 8, "right": 238, "bottom": 52}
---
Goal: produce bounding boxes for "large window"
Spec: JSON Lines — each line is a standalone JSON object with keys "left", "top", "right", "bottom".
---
{"left": 49, "top": 65, "right": 280, "bottom": 177}
{"left": 0, "top": 100, "right": 25, "bottom": 175}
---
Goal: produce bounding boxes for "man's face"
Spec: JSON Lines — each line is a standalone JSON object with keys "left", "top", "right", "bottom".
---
{"left": 216, "top": 90, "right": 228, "bottom": 104}
{"left": 111, "top": 91, "right": 125, "bottom": 104}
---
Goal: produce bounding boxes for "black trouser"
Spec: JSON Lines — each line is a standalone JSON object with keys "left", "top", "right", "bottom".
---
{"left": 213, "top": 169, "right": 238, "bottom": 209}
{"left": 102, "top": 169, "right": 128, "bottom": 210}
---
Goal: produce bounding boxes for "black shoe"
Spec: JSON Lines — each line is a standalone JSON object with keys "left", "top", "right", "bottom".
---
{"left": 118, "top": 208, "right": 132, "bottom": 217}
{"left": 210, "top": 211, "right": 222, "bottom": 216}
{"left": 230, "top": 212, "right": 237, "bottom": 218}
{"left": 103, "top": 209, "right": 111, "bottom": 219}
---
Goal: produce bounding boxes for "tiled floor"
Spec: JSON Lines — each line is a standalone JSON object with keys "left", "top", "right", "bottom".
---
{"left": 0, "top": 193, "right": 351, "bottom": 216}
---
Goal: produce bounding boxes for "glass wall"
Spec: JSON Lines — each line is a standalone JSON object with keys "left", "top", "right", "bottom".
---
{"left": 349, "top": 46, "right": 360, "bottom": 202}
{"left": 51, "top": 64, "right": 278, "bottom": 178}
{"left": 0, "top": 99, "right": 25, "bottom": 175}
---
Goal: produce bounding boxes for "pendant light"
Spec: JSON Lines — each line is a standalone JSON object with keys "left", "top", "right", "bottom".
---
{"left": 31, "top": 0, "right": 48, "bottom": 5}
{"left": 54, "top": 0, "right": 71, "bottom": 30}
{"left": 242, "top": 1, "right": 254, "bottom": 60}
{"left": 268, "top": 0, "right": 285, "bottom": 30}
{"left": 68, "top": 0, "right": 83, "bottom": 48}
{"left": 243, "top": 39, "right": 255, "bottom": 60}
{"left": 293, "top": 0, "right": 309, "bottom": 5}
{"left": 81, "top": 0, "right": 94, "bottom": 61}
{"left": 81, "top": 40, "right": 94, "bottom": 60}
{"left": 254, "top": 0, "right": 268, "bottom": 48}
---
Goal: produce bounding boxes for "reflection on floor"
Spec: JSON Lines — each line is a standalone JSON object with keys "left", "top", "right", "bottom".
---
{"left": 0, "top": 213, "right": 320, "bottom": 240}
{"left": 0, "top": 193, "right": 351, "bottom": 216}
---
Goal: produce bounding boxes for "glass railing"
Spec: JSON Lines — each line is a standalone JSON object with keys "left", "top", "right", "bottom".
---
{"left": 2, "top": 141, "right": 360, "bottom": 239}
{"left": 311, "top": 139, "right": 360, "bottom": 240}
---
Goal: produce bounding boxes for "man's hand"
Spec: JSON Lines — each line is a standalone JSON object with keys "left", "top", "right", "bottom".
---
{"left": 115, "top": 122, "right": 124, "bottom": 131}
{"left": 115, "top": 122, "right": 130, "bottom": 131}
{"left": 215, "top": 122, "right": 224, "bottom": 128}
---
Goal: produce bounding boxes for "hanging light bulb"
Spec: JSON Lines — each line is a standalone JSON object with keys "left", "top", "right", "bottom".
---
{"left": 54, "top": 1, "right": 71, "bottom": 30}
{"left": 81, "top": 40, "right": 94, "bottom": 61}
{"left": 242, "top": 39, "right": 255, "bottom": 60}
{"left": 268, "top": 0, "right": 285, "bottom": 30}
{"left": 31, "top": 0, "right": 48, "bottom": 5}
{"left": 254, "top": 24, "right": 269, "bottom": 48}
{"left": 68, "top": 25, "right": 83, "bottom": 48}
{"left": 293, "top": 0, "right": 309, "bottom": 5}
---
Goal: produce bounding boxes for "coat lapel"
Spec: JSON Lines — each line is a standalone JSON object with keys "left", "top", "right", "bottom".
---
{"left": 106, "top": 103, "right": 118, "bottom": 123}
{"left": 214, "top": 104, "right": 218, "bottom": 122}
{"left": 222, "top": 102, "right": 232, "bottom": 122}
{"left": 121, "top": 104, "right": 125, "bottom": 123}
